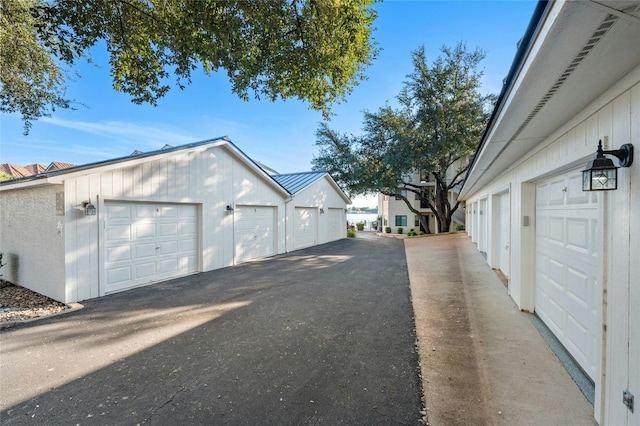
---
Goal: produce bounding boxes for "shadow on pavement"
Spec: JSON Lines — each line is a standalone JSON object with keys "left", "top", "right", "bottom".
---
{"left": 1, "top": 237, "right": 423, "bottom": 425}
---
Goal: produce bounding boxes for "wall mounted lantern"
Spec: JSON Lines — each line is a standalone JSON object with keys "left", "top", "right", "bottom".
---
{"left": 319, "top": 208, "right": 325, "bottom": 214}
{"left": 582, "top": 140, "right": 633, "bottom": 191}
{"left": 83, "top": 198, "right": 97, "bottom": 216}
{"left": 226, "top": 204, "right": 234, "bottom": 212}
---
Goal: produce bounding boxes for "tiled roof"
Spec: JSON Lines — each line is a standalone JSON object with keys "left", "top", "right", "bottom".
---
{"left": 45, "top": 162, "right": 75, "bottom": 172}
{"left": 273, "top": 171, "right": 327, "bottom": 194}
{"left": 0, "top": 163, "right": 46, "bottom": 178}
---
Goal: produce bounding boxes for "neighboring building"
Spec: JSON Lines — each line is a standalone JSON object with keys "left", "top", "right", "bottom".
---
{"left": 273, "top": 171, "right": 351, "bottom": 252}
{"left": 0, "top": 137, "right": 348, "bottom": 304}
{"left": 0, "top": 162, "right": 74, "bottom": 179}
{"left": 459, "top": 1, "right": 639, "bottom": 424}
{"left": 378, "top": 169, "right": 466, "bottom": 234}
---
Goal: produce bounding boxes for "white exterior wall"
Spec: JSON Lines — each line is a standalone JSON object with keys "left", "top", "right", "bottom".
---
{"left": 284, "top": 176, "right": 347, "bottom": 251}
{"left": 462, "top": 66, "right": 640, "bottom": 425}
{"left": 0, "top": 185, "right": 65, "bottom": 301}
{"left": 63, "top": 144, "right": 286, "bottom": 302}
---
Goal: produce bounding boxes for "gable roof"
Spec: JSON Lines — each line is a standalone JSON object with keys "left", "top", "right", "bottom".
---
{"left": 0, "top": 137, "right": 289, "bottom": 197}
{"left": 274, "top": 171, "right": 351, "bottom": 204}
{"left": 44, "top": 162, "right": 75, "bottom": 172}
{"left": 273, "top": 171, "right": 327, "bottom": 194}
{"left": 0, "top": 163, "right": 46, "bottom": 178}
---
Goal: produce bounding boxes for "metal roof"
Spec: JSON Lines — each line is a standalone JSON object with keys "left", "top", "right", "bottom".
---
{"left": 273, "top": 171, "right": 327, "bottom": 194}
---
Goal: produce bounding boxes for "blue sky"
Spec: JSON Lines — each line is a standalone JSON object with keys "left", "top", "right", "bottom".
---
{"left": 0, "top": 1, "right": 537, "bottom": 176}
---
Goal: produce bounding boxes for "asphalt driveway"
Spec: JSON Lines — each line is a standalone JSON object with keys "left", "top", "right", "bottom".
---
{"left": 0, "top": 234, "right": 422, "bottom": 425}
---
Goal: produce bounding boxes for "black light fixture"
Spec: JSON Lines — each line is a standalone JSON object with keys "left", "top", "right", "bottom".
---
{"left": 225, "top": 204, "right": 234, "bottom": 211}
{"left": 83, "top": 198, "right": 97, "bottom": 216}
{"left": 582, "top": 140, "right": 633, "bottom": 191}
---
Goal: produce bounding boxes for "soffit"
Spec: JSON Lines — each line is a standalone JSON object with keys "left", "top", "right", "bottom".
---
{"left": 462, "top": 0, "right": 640, "bottom": 197}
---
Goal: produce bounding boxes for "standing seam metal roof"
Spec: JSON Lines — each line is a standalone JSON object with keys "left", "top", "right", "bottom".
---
{"left": 272, "top": 171, "right": 327, "bottom": 194}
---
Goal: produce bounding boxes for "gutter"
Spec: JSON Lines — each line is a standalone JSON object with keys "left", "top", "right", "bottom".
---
{"left": 459, "top": 0, "right": 552, "bottom": 199}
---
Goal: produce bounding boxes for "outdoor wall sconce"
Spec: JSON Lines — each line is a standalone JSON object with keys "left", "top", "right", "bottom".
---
{"left": 83, "top": 198, "right": 97, "bottom": 216}
{"left": 319, "top": 208, "right": 325, "bottom": 214}
{"left": 582, "top": 140, "right": 633, "bottom": 191}
{"left": 226, "top": 204, "right": 234, "bottom": 211}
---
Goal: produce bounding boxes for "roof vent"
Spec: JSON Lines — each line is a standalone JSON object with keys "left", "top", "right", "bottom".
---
{"left": 509, "top": 13, "right": 619, "bottom": 143}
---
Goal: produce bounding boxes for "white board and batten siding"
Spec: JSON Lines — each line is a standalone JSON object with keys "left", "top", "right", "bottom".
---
{"left": 64, "top": 143, "right": 286, "bottom": 301}
{"left": 461, "top": 71, "right": 640, "bottom": 424}
{"left": 283, "top": 175, "right": 348, "bottom": 252}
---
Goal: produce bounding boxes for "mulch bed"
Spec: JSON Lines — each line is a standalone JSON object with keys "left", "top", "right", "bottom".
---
{"left": 0, "top": 280, "right": 67, "bottom": 323}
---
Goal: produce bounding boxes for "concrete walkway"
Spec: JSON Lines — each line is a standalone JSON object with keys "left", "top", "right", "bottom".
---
{"left": 406, "top": 233, "right": 596, "bottom": 426}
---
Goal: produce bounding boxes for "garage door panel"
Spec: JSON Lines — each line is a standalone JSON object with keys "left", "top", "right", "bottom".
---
{"left": 158, "top": 205, "right": 178, "bottom": 218}
{"left": 159, "top": 240, "right": 178, "bottom": 255}
{"left": 105, "top": 202, "right": 199, "bottom": 293}
{"left": 135, "top": 223, "right": 156, "bottom": 239}
{"left": 179, "top": 222, "right": 197, "bottom": 235}
{"left": 107, "top": 245, "right": 131, "bottom": 263}
{"left": 160, "top": 223, "right": 178, "bottom": 237}
{"left": 135, "top": 262, "right": 156, "bottom": 279}
{"left": 136, "top": 204, "right": 156, "bottom": 218}
{"left": 548, "top": 217, "right": 564, "bottom": 244}
{"left": 107, "top": 266, "right": 131, "bottom": 285}
{"left": 566, "top": 218, "right": 590, "bottom": 252}
{"left": 106, "top": 204, "right": 132, "bottom": 219}
{"left": 567, "top": 268, "right": 589, "bottom": 304}
{"left": 106, "top": 224, "right": 131, "bottom": 241}
{"left": 158, "top": 258, "right": 178, "bottom": 275}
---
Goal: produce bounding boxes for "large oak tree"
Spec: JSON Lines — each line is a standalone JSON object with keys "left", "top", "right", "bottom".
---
{"left": 313, "top": 43, "right": 494, "bottom": 233}
{"left": 0, "top": 0, "right": 379, "bottom": 132}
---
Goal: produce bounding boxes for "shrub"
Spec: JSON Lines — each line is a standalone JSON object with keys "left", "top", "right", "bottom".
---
{"left": 397, "top": 227, "right": 403, "bottom": 234}
{"left": 407, "top": 229, "right": 416, "bottom": 236}
{"left": 385, "top": 226, "right": 391, "bottom": 233}
{"left": 455, "top": 224, "right": 465, "bottom": 231}
{"left": 356, "top": 222, "right": 364, "bottom": 231}
{"left": 347, "top": 229, "right": 356, "bottom": 238}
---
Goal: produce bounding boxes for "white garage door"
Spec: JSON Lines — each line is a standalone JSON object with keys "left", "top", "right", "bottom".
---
{"left": 536, "top": 170, "right": 599, "bottom": 379}
{"left": 104, "top": 202, "right": 198, "bottom": 294}
{"left": 294, "top": 207, "right": 317, "bottom": 250}
{"left": 327, "top": 208, "right": 343, "bottom": 242}
{"left": 234, "top": 206, "right": 275, "bottom": 264}
{"left": 498, "top": 192, "right": 510, "bottom": 277}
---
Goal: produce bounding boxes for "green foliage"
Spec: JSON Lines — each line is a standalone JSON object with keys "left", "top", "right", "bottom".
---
{"left": 1, "top": 0, "right": 379, "bottom": 132}
{"left": 397, "top": 227, "right": 403, "bottom": 234}
{"left": 0, "top": 172, "right": 15, "bottom": 181}
{"left": 356, "top": 222, "right": 364, "bottom": 231}
{"left": 347, "top": 229, "right": 356, "bottom": 238}
{"left": 407, "top": 229, "right": 416, "bottom": 236}
{"left": 313, "top": 43, "right": 494, "bottom": 234}
{"left": 455, "top": 224, "right": 465, "bottom": 231}
{"left": 385, "top": 226, "right": 391, "bottom": 233}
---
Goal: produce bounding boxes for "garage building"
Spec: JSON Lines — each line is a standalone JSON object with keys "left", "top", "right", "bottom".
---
{"left": 0, "top": 137, "right": 348, "bottom": 303}
{"left": 459, "top": 2, "right": 639, "bottom": 424}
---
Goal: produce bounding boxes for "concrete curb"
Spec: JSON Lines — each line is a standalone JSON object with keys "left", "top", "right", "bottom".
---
{"left": 0, "top": 302, "right": 84, "bottom": 330}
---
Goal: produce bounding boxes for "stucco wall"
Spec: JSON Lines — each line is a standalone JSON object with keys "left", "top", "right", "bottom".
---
{"left": 462, "top": 66, "right": 639, "bottom": 425}
{"left": 0, "top": 184, "right": 65, "bottom": 301}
